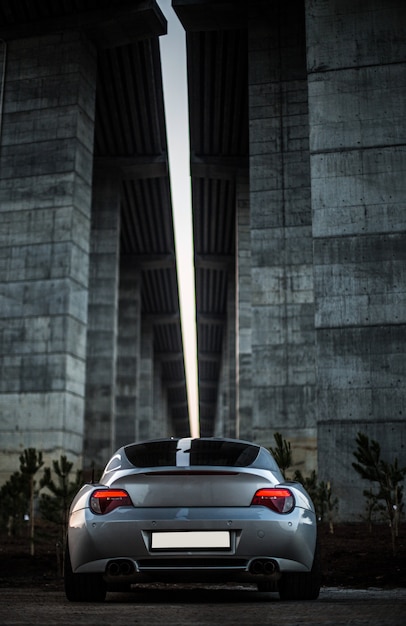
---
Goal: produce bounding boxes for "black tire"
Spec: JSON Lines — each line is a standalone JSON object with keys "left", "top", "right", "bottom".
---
{"left": 278, "top": 541, "right": 322, "bottom": 601}
{"left": 64, "top": 543, "right": 106, "bottom": 602}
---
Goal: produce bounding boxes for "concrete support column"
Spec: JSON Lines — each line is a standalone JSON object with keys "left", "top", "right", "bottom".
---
{"left": 248, "top": 1, "right": 316, "bottom": 465}
{"left": 115, "top": 262, "right": 142, "bottom": 449}
{"left": 138, "top": 318, "right": 154, "bottom": 440}
{"left": 215, "top": 271, "right": 236, "bottom": 438}
{"left": 153, "top": 360, "right": 169, "bottom": 439}
{"left": 306, "top": 0, "right": 406, "bottom": 518}
{"left": 226, "top": 271, "right": 237, "bottom": 437}
{"left": 0, "top": 32, "right": 96, "bottom": 477}
{"left": 235, "top": 182, "right": 252, "bottom": 440}
{"left": 84, "top": 170, "right": 121, "bottom": 469}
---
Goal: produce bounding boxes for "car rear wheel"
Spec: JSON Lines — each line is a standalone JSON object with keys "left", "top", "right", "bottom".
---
{"left": 64, "top": 543, "right": 106, "bottom": 602}
{"left": 278, "top": 541, "right": 321, "bottom": 601}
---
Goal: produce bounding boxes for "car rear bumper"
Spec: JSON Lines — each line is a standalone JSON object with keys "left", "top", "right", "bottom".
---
{"left": 75, "top": 554, "right": 312, "bottom": 586}
{"left": 68, "top": 504, "right": 317, "bottom": 578}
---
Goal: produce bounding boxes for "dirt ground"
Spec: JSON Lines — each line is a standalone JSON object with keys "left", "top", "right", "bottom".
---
{"left": 0, "top": 521, "right": 405, "bottom": 591}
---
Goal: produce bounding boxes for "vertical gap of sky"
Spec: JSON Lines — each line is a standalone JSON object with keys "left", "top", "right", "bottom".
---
{"left": 157, "top": 0, "right": 199, "bottom": 437}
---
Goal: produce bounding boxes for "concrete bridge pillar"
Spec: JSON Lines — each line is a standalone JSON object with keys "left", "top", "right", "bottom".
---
{"left": 83, "top": 170, "right": 121, "bottom": 469}
{"left": 152, "top": 359, "right": 169, "bottom": 439}
{"left": 306, "top": 0, "right": 406, "bottom": 518}
{"left": 115, "top": 262, "right": 142, "bottom": 449}
{"left": 235, "top": 182, "right": 252, "bottom": 441}
{"left": 0, "top": 32, "right": 97, "bottom": 476}
{"left": 214, "top": 270, "right": 236, "bottom": 438}
{"left": 248, "top": 1, "right": 316, "bottom": 468}
{"left": 138, "top": 318, "right": 154, "bottom": 440}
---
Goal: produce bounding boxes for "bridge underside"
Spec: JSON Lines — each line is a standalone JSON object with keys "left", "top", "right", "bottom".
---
{"left": 174, "top": 0, "right": 406, "bottom": 520}
{"left": 0, "top": 0, "right": 405, "bottom": 521}
{"left": 0, "top": 0, "right": 189, "bottom": 474}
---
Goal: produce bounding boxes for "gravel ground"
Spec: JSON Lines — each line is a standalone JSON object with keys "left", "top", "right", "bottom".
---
{"left": 0, "top": 585, "right": 405, "bottom": 626}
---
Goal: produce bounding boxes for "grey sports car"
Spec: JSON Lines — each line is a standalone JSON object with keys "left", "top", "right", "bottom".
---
{"left": 65, "top": 437, "right": 321, "bottom": 602}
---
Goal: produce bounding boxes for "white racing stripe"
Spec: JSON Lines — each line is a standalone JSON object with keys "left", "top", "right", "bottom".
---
{"left": 176, "top": 437, "right": 192, "bottom": 466}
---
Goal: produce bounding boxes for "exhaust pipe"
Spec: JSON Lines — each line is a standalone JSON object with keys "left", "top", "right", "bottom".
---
{"left": 250, "top": 559, "right": 278, "bottom": 576}
{"left": 263, "top": 560, "right": 276, "bottom": 575}
{"left": 106, "top": 560, "right": 135, "bottom": 577}
{"left": 107, "top": 561, "right": 121, "bottom": 576}
{"left": 119, "top": 560, "right": 134, "bottom": 576}
{"left": 250, "top": 560, "right": 264, "bottom": 575}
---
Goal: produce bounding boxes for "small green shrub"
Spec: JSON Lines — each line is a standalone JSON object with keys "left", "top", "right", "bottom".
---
{"left": 19, "top": 449, "right": 44, "bottom": 556}
{"left": 0, "top": 471, "right": 29, "bottom": 536}
{"left": 39, "top": 456, "right": 82, "bottom": 537}
{"left": 352, "top": 431, "right": 406, "bottom": 555}
{"left": 269, "top": 432, "right": 338, "bottom": 530}
{"left": 269, "top": 432, "right": 292, "bottom": 479}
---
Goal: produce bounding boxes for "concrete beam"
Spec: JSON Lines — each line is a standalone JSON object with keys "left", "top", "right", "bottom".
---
{"left": 191, "top": 154, "right": 248, "bottom": 180}
{"left": 0, "top": 0, "right": 167, "bottom": 46}
{"left": 94, "top": 155, "right": 168, "bottom": 180}
{"left": 197, "top": 313, "right": 226, "bottom": 325}
{"left": 173, "top": 0, "right": 246, "bottom": 31}
{"left": 121, "top": 254, "right": 176, "bottom": 271}
{"left": 195, "top": 254, "right": 234, "bottom": 271}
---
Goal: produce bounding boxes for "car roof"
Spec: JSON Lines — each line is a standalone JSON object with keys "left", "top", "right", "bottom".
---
{"left": 124, "top": 437, "right": 260, "bottom": 468}
{"left": 101, "top": 437, "right": 281, "bottom": 476}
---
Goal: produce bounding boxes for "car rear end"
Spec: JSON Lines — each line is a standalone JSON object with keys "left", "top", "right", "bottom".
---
{"left": 67, "top": 438, "right": 318, "bottom": 594}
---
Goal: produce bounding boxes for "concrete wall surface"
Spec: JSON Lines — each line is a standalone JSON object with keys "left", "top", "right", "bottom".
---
{"left": 306, "top": 0, "right": 406, "bottom": 519}
{"left": 247, "top": 0, "right": 317, "bottom": 471}
{"left": 228, "top": 0, "right": 406, "bottom": 519}
{"left": 0, "top": 3, "right": 189, "bottom": 482}
{"left": 0, "top": 0, "right": 405, "bottom": 524}
{"left": 0, "top": 33, "right": 97, "bottom": 477}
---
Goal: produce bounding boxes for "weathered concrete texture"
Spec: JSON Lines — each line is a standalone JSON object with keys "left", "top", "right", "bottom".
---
{"left": 136, "top": 321, "right": 172, "bottom": 440}
{"left": 115, "top": 263, "right": 142, "bottom": 449}
{"left": 0, "top": 32, "right": 96, "bottom": 479}
{"left": 307, "top": 0, "right": 406, "bottom": 518}
{"left": 83, "top": 172, "right": 121, "bottom": 469}
{"left": 314, "top": 235, "right": 406, "bottom": 328}
{"left": 235, "top": 183, "right": 252, "bottom": 440}
{"left": 226, "top": 272, "right": 237, "bottom": 437}
{"left": 311, "top": 148, "right": 406, "bottom": 238}
{"left": 152, "top": 360, "right": 169, "bottom": 439}
{"left": 248, "top": 1, "right": 317, "bottom": 464}
{"left": 215, "top": 273, "right": 236, "bottom": 438}
{"left": 138, "top": 319, "right": 154, "bottom": 441}
{"left": 306, "top": 0, "right": 406, "bottom": 72}
{"left": 318, "top": 420, "right": 406, "bottom": 521}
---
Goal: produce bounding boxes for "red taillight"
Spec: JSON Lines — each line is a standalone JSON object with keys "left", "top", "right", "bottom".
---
{"left": 90, "top": 489, "right": 133, "bottom": 515}
{"left": 251, "top": 488, "right": 295, "bottom": 514}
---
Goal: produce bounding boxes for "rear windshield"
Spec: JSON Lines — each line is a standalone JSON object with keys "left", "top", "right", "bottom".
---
{"left": 189, "top": 439, "right": 259, "bottom": 466}
{"left": 124, "top": 440, "right": 178, "bottom": 468}
{"left": 124, "top": 439, "right": 260, "bottom": 468}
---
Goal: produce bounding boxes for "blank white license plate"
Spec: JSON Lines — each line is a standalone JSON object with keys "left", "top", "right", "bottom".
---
{"left": 151, "top": 531, "right": 230, "bottom": 549}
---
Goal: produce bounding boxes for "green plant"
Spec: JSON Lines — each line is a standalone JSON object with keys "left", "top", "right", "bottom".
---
{"left": 39, "top": 455, "right": 82, "bottom": 574}
{"left": 293, "top": 469, "right": 338, "bottom": 532}
{"left": 294, "top": 469, "right": 318, "bottom": 503}
{"left": 269, "top": 432, "right": 338, "bottom": 530}
{"left": 352, "top": 431, "right": 406, "bottom": 555}
{"left": 0, "top": 470, "right": 29, "bottom": 536}
{"left": 269, "top": 432, "right": 292, "bottom": 479}
{"left": 19, "top": 448, "right": 44, "bottom": 556}
{"left": 317, "top": 480, "right": 338, "bottom": 534}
